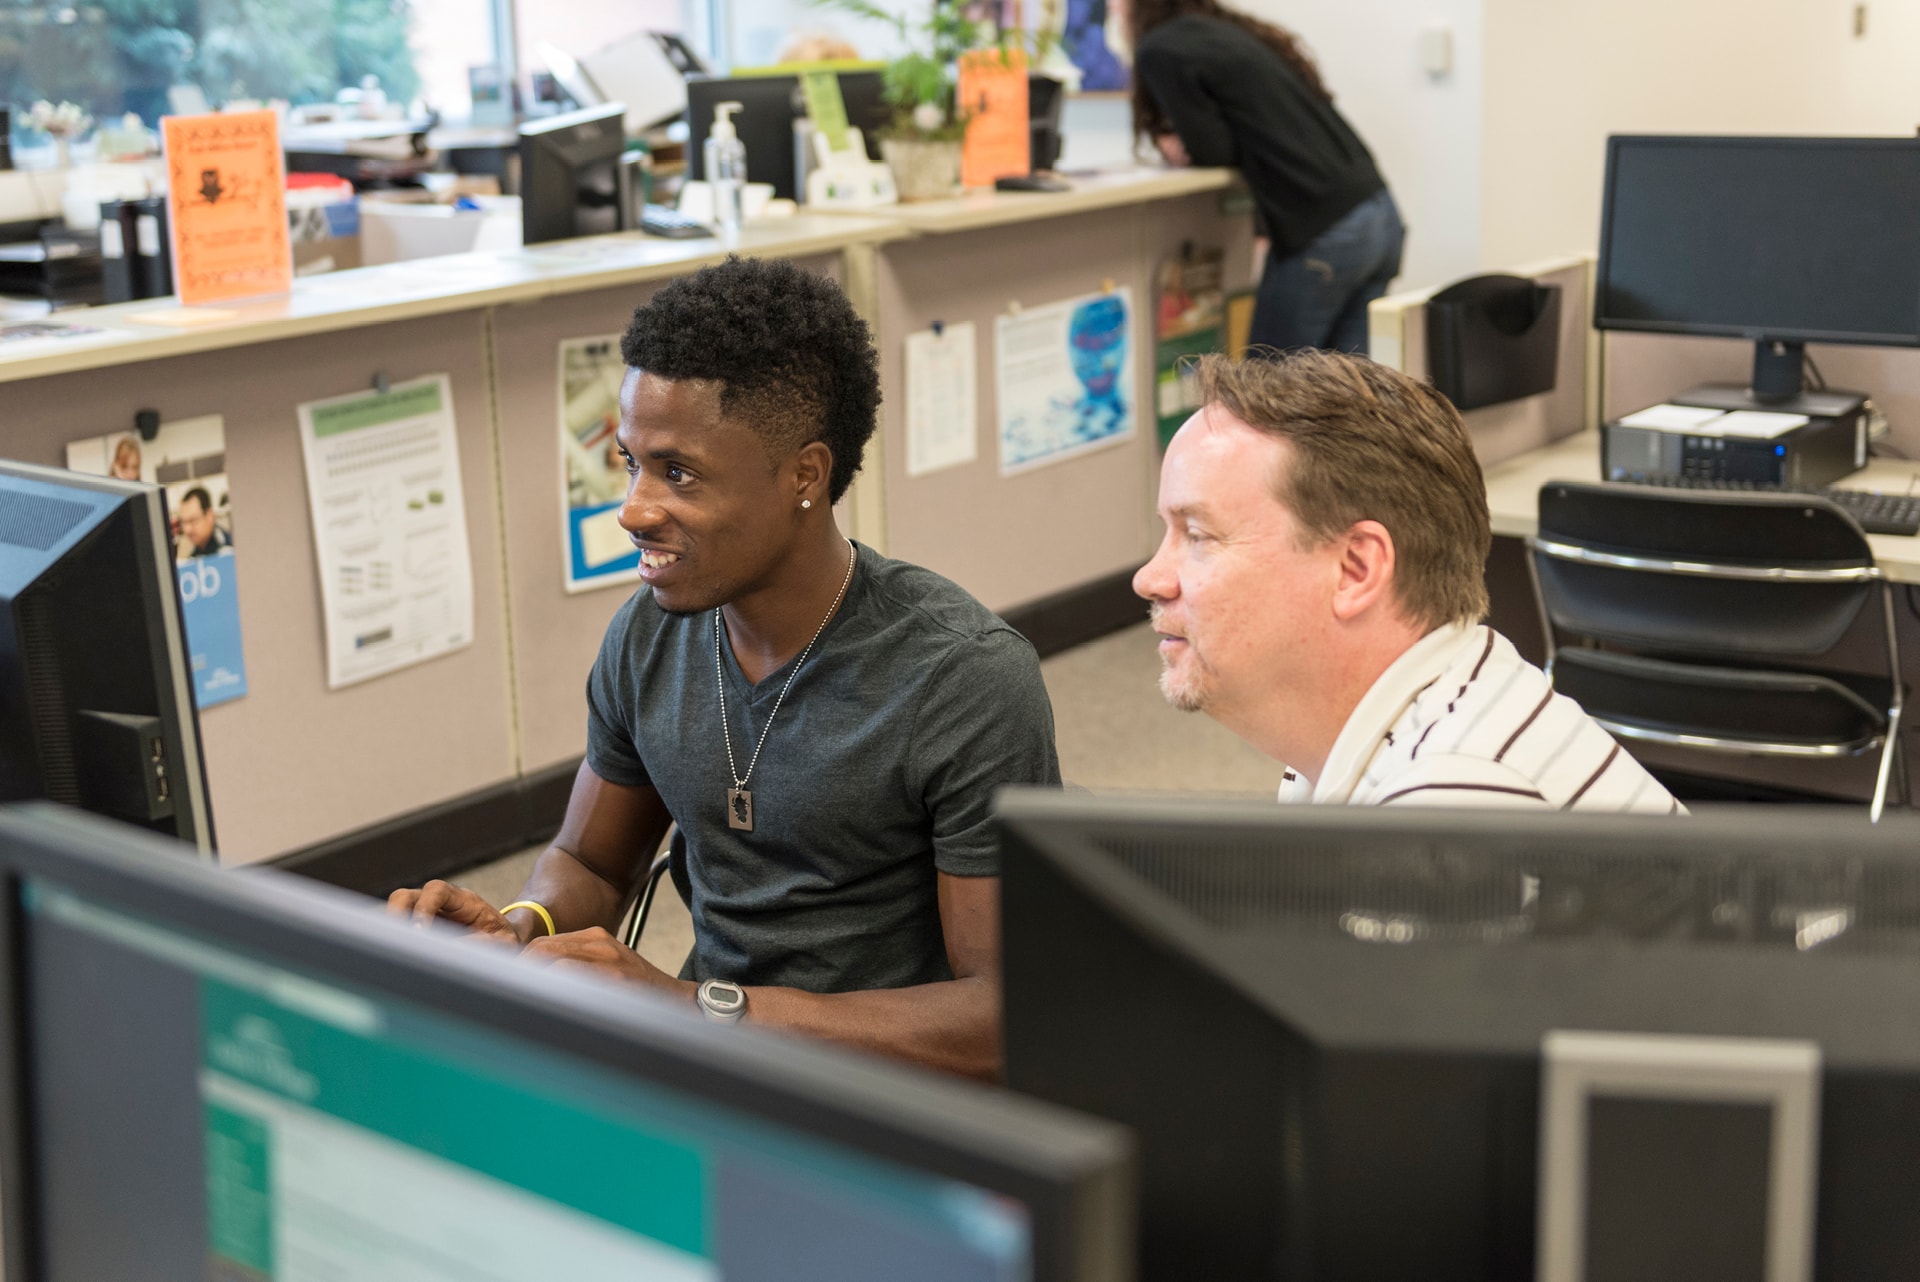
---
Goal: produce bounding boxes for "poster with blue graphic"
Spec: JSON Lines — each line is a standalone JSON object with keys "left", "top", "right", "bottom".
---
{"left": 559, "top": 335, "right": 639, "bottom": 593}
{"left": 66, "top": 415, "right": 249, "bottom": 708}
{"left": 995, "top": 288, "right": 1137, "bottom": 475}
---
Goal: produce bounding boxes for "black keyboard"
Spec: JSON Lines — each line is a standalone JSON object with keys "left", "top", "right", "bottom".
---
{"left": 636, "top": 205, "right": 712, "bottom": 239}
{"left": 1629, "top": 475, "right": 1920, "bottom": 536}
{"left": 1823, "top": 488, "right": 1920, "bottom": 536}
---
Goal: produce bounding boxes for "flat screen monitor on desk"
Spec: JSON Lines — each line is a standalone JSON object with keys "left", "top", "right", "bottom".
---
{"left": 1594, "top": 135, "right": 1920, "bottom": 408}
{"left": 0, "top": 803, "right": 1134, "bottom": 1282}
{"left": 1000, "top": 792, "right": 1920, "bottom": 1282}
{"left": 0, "top": 462, "right": 213, "bottom": 855}
{"left": 519, "top": 103, "right": 631, "bottom": 244}
{"left": 687, "top": 71, "right": 890, "bottom": 201}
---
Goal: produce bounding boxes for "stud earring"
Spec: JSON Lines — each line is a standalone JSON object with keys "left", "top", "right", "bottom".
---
{"left": 801, "top": 499, "right": 812, "bottom": 509}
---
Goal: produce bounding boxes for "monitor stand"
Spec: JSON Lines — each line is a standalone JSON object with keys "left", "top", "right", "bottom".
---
{"left": 1676, "top": 382, "right": 1867, "bottom": 420}
{"left": 1674, "top": 339, "right": 1867, "bottom": 418}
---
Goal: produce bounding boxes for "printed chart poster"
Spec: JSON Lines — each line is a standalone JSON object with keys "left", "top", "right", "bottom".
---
{"left": 65, "top": 415, "right": 248, "bottom": 709}
{"left": 560, "top": 335, "right": 639, "bottom": 592}
{"left": 296, "top": 376, "right": 475, "bottom": 688}
{"left": 162, "top": 109, "right": 293, "bottom": 305}
{"left": 996, "top": 288, "right": 1136, "bottom": 475}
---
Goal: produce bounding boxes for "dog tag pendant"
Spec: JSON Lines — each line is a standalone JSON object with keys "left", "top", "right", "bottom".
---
{"left": 726, "top": 787, "right": 754, "bottom": 832}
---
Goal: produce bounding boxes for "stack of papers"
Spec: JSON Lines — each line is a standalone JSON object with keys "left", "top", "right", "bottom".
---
{"left": 1616, "top": 403, "right": 1810, "bottom": 440}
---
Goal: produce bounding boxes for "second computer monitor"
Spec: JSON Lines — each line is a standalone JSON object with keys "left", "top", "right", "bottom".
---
{"left": 1594, "top": 135, "right": 1920, "bottom": 399}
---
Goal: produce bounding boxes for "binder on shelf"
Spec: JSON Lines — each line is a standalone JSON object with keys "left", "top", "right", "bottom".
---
{"left": 1424, "top": 273, "right": 1561, "bottom": 412}
{"left": 98, "top": 200, "right": 138, "bottom": 303}
{"left": 130, "top": 196, "right": 172, "bottom": 299}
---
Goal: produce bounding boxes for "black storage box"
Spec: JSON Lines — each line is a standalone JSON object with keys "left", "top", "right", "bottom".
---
{"left": 1425, "top": 273, "right": 1561, "bottom": 411}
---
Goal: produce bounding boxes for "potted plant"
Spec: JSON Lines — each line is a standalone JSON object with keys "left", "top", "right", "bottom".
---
{"left": 813, "top": 0, "right": 1046, "bottom": 200}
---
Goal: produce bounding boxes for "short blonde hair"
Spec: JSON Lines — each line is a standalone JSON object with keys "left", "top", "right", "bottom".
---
{"left": 1196, "top": 349, "right": 1490, "bottom": 629}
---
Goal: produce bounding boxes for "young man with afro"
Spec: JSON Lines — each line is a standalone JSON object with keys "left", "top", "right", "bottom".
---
{"left": 391, "top": 257, "right": 1058, "bottom": 1080}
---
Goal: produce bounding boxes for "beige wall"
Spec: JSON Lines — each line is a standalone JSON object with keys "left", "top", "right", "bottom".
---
{"left": 1480, "top": 0, "right": 1920, "bottom": 268}
{"left": 1243, "top": 0, "right": 1485, "bottom": 292}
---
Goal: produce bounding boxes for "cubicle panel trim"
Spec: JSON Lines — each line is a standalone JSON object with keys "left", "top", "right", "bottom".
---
{"left": 270, "top": 757, "right": 582, "bottom": 897}
{"left": 0, "top": 220, "right": 907, "bottom": 389}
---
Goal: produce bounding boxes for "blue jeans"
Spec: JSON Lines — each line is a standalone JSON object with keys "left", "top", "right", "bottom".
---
{"left": 1249, "top": 189, "right": 1406, "bottom": 356}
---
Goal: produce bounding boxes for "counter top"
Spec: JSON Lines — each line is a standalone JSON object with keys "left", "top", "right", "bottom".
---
{"left": 0, "top": 167, "right": 1240, "bottom": 383}
{"left": 847, "top": 166, "right": 1238, "bottom": 236}
{"left": 0, "top": 213, "right": 904, "bottom": 384}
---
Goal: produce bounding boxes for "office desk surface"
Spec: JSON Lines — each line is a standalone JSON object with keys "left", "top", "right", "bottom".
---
{"left": 0, "top": 213, "right": 904, "bottom": 385}
{"left": 1484, "top": 429, "right": 1920, "bottom": 582}
{"left": 839, "top": 166, "right": 1237, "bottom": 236}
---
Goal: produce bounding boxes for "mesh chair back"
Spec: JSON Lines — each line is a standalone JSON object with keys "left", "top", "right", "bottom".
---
{"left": 1534, "top": 483, "right": 1878, "bottom": 659}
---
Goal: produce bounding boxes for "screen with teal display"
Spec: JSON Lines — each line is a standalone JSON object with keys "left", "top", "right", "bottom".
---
{"left": 20, "top": 881, "right": 1033, "bottom": 1282}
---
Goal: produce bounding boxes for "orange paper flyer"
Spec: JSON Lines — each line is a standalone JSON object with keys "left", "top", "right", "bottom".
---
{"left": 162, "top": 110, "right": 292, "bottom": 306}
{"left": 958, "top": 49, "right": 1030, "bottom": 189}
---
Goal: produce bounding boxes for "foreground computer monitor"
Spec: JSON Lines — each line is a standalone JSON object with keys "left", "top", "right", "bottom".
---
{"left": 519, "top": 102, "right": 631, "bottom": 244}
{"left": 1594, "top": 135, "right": 1920, "bottom": 403}
{"left": 0, "top": 461, "right": 213, "bottom": 855}
{"left": 999, "top": 792, "right": 1920, "bottom": 1281}
{"left": 0, "top": 804, "right": 1134, "bottom": 1282}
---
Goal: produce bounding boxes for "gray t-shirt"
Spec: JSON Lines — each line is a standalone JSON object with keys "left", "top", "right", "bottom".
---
{"left": 584, "top": 544, "right": 1060, "bottom": 993}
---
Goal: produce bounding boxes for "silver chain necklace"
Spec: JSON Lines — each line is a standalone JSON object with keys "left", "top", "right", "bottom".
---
{"left": 715, "top": 539, "right": 856, "bottom": 832}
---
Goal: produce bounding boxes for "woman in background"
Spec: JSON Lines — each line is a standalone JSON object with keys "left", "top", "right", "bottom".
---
{"left": 1121, "top": 0, "right": 1403, "bottom": 355}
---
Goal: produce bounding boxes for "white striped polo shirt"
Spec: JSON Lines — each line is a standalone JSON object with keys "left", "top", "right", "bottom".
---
{"left": 1278, "top": 623, "right": 1684, "bottom": 814}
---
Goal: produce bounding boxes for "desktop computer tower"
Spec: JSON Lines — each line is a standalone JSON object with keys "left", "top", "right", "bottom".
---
{"left": 1602, "top": 387, "right": 1867, "bottom": 489}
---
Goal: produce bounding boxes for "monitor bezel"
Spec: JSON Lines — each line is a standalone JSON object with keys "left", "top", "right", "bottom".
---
{"left": 0, "top": 462, "right": 214, "bottom": 856}
{"left": 1593, "top": 134, "right": 1920, "bottom": 349}
{"left": 0, "top": 803, "right": 1134, "bottom": 1282}
{"left": 517, "top": 102, "right": 631, "bottom": 245}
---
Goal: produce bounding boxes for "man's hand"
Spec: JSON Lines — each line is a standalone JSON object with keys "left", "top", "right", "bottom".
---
{"left": 1155, "top": 131, "right": 1191, "bottom": 168}
{"left": 385, "top": 880, "right": 521, "bottom": 946}
{"left": 522, "top": 927, "right": 697, "bottom": 1001}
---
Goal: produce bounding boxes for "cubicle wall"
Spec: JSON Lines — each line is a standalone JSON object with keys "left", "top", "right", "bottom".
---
{"left": 873, "top": 192, "right": 1254, "bottom": 615}
{"left": 1, "top": 314, "right": 515, "bottom": 862}
{"left": 1369, "top": 254, "right": 1597, "bottom": 467}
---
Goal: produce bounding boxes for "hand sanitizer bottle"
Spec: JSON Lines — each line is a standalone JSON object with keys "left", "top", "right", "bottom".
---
{"left": 704, "top": 101, "right": 747, "bottom": 238}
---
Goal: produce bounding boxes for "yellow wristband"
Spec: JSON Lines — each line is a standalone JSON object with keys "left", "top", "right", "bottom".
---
{"left": 499, "top": 900, "right": 556, "bottom": 937}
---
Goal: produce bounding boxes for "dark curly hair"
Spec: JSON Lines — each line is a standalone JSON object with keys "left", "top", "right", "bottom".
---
{"left": 620, "top": 256, "right": 880, "bottom": 503}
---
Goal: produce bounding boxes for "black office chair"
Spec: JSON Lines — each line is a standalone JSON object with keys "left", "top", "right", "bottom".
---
{"left": 1528, "top": 482, "right": 1906, "bottom": 820}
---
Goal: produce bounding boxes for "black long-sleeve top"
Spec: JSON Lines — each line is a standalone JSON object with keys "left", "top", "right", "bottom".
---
{"left": 1134, "top": 15, "right": 1384, "bottom": 258}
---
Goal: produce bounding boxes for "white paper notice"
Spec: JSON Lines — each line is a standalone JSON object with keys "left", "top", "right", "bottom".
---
{"left": 296, "top": 375, "right": 475, "bottom": 688}
{"left": 906, "top": 322, "right": 978, "bottom": 477}
{"left": 1616, "top": 403, "right": 1727, "bottom": 431}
